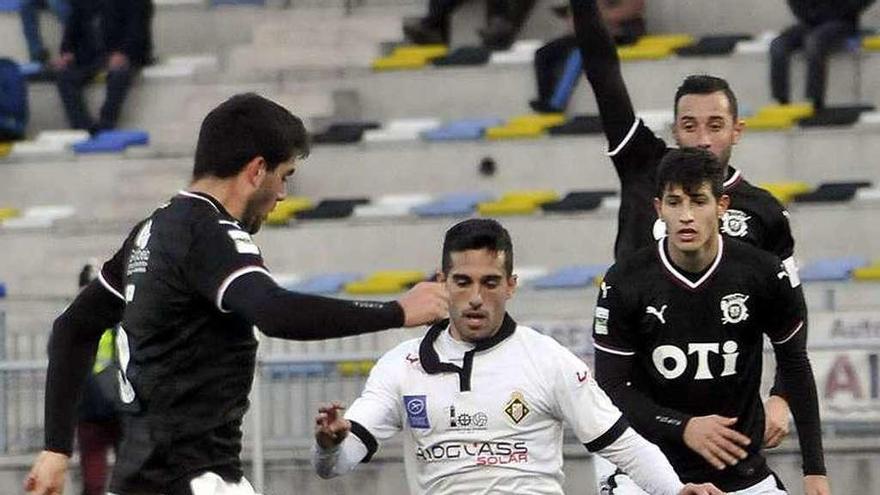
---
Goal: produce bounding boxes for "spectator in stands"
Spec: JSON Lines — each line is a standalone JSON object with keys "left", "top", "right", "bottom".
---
{"left": 19, "top": 0, "right": 71, "bottom": 65}
{"left": 0, "top": 58, "right": 28, "bottom": 141}
{"left": 530, "top": 1, "right": 644, "bottom": 113}
{"left": 54, "top": 0, "right": 154, "bottom": 134}
{"left": 403, "top": 0, "right": 536, "bottom": 50}
{"left": 76, "top": 262, "right": 121, "bottom": 495}
{"left": 770, "top": 0, "right": 876, "bottom": 109}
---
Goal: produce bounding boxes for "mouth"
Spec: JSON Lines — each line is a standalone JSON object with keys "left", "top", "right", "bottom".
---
{"left": 677, "top": 228, "right": 698, "bottom": 242}
{"left": 463, "top": 311, "right": 487, "bottom": 328}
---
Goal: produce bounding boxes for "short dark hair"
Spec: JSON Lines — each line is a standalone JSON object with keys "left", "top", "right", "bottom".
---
{"left": 656, "top": 147, "right": 724, "bottom": 199}
{"left": 192, "top": 93, "right": 310, "bottom": 180}
{"left": 674, "top": 75, "right": 739, "bottom": 120}
{"left": 442, "top": 219, "right": 514, "bottom": 276}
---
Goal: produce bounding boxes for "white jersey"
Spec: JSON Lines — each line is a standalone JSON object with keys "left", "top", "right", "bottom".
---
{"left": 345, "top": 315, "right": 628, "bottom": 495}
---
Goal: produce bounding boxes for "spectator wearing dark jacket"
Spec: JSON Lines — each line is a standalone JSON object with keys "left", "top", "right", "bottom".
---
{"left": 770, "top": 0, "right": 876, "bottom": 108}
{"left": 55, "top": 0, "right": 153, "bottom": 133}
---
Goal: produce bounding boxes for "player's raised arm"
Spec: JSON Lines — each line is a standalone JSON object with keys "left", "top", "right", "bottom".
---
{"left": 569, "top": 0, "right": 637, "bottom": 147}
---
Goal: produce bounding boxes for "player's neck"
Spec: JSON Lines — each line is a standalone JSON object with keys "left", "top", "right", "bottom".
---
{"left": 188, "top": 178, "right": 247, "bottom": 222}
{"left": 667, "top": 235, "right": 719, "bottom": 274}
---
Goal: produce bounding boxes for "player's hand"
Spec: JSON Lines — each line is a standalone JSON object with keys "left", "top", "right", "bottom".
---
{"left": 804, "top": 475, "right": 831, "bottom": 495}
{"left": 397, "top": 281, "right": 449, "bottom": 327}
{"left": 52, "top": 52, "right": 74, "bottom": 71}
{"left": 24, "top": 450, "right": 69, "bottom": 494}
{"left": 679, "top": 482, "right": 726, "bottom": 495}
{"left": 683, "top": 415, "right": 751, "bottom": 470}
{"left": 108, "top": 51, "right": 130, "bottom": 71}
{"left": 763, "top": 395, "right": 791, "bottom": 448}
{"left": 314, "top": 402, "right": 351, "bottom": 449}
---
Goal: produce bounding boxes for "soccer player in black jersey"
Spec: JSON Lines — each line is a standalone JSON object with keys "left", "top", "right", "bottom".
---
{"left": 25, "top": 93, "right": 450, "bottom": 495}
{"left": 569, "top": 0, "right": 798, "bottom": 451}
{"left": 593, "top": 148, "right": 830, "bottom": 495}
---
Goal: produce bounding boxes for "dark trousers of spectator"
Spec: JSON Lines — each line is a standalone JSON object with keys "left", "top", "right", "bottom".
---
{"left": 0, "top": 128, "right": 23, "bottom": 141}
{"left": 57, "top": 61, "right": 135, "bottom": 132}
{"left": 533, "top": 34, "right": 577, "bottom": 105}
{"left": 770, "top": 21, "right": 856, "bottom": 108}
{"left": 77, "top": 419, "right": 120, "bottom": 495}
{"left": 423, "top": 0, "right": 529, "bottom": 43}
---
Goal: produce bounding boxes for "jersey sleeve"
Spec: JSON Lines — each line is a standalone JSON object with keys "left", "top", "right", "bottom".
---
{"left": 98, "top": 222, "right": 142, "bottom": 302}
{"left": 762, "top": 258, "right": 806, "bottom": 345}
{"left": 765, "top": 201, "right": 796, "bottom": 262}
{"left": 344, "top": 349, "right": 405, "bottom": 462}
{"left": 548, "top": 344, "right": 627, "bottom": 452}
{"left": 592, "top": 267, "right": 637, "bottom": 357}
{"left": 183, "top": 216, "right": 269, "bottom": 313}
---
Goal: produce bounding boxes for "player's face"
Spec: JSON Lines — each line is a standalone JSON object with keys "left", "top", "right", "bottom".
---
{"left": 655, "top": 182, "right": 729, "bottom": 255}
{"left": 673, "top": 92, "right": 743, "bottom": 167}
{"left": 440, "top": 249, "right": 517, "bottom": 343}
{"left": 243, "top": 159, "right": 296, "bottom": 234}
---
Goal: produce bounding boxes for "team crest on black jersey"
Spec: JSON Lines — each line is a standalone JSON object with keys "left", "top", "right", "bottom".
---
{"left": 504, "top": 391, "right": 530, "bottom": 424}
{"left": 720, "top": 293, "right": 750, "bottom": 324}
{"left": 721, "top": 209, "right": 751, "bottom": 238}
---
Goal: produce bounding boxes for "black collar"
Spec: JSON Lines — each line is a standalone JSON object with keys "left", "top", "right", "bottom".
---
{"left": 418, "top": 314, "right": 517, "bottom": 392}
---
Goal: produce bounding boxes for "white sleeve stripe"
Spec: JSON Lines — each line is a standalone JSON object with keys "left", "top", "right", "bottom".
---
{"left": 606, "top": 118, "right": 640, "bottom": 157}
{"left": 216, "top": 266, "right": 272, "bottom": 313}
{"left": 98, "top": 271, "right": 125, "bottom": 301}
{"left": 773, "top": 320, "right": 804, "bottom": 345}
{"left": 593, "top": 342, "right": 636, "bottom": 356}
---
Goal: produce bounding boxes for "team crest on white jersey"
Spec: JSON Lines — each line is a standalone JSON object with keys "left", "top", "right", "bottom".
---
{"left": 721, "top": 209, "right": 751, "bottom": 238}
{"left": 720, "top": 293, "right": 750, "bottom": 324}
{"left": 504, "top": 391, "right": 530, "bottom": 424}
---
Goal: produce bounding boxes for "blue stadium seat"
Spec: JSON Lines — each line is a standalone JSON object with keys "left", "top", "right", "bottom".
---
{"left": 73, "top": 129, "right": 149, "bottom": 153}
{"left": 0, "top": 281, "right": 6, "bottom": 298}
{"left": 266, "top": 362, "right": 331, "bottom": 380}
{"left": 411, "top": 191, "right": 494, "bottom": 217}
{"left": 0, "top": 0, "right": 21, "bottom": 12}
{"left": 531, "top": 265, "right": 607, "bottom": 289}
{"left": 799, "top": 257, "right": 869, "bottom": 282}
{"left": 421, "top": 118, "right": 503, "bottom": 141}
{"left": 211, "top": 0, "right": 265, "bottom": 5}
{"left": 548, "top": 50, "right": 582, "bottom": 111}
{"left": 289, "top": 273, "right": 362, "bottom": 295}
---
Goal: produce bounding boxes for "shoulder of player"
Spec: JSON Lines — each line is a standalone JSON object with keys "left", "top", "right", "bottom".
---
{"left": 606, "top": 244, "right": 656, "bottom": 281}
{"left": 731, "top": 179, "right": 787, "bottom": 214}
{"left": 724, "top": 238, "right": 782, "bottom": 273}
{"left": 374, "top": 337, "right": 423, "bottom": 368}
{"left": 609, "top": 119, "right": 669, "bottom": 161}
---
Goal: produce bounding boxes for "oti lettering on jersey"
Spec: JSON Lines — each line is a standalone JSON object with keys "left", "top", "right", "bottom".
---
{"left": 404, "top": 395, "right": 430, "bottom": 429}
{"left": 652, "top": 341, "right": 740, "bottom": 380}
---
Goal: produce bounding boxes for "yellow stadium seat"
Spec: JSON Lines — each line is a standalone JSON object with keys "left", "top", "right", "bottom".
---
{"left": 0, "top": 142, "right": 11, "bottom": 157}
{"left": 618, "top": 45, "right": 672, "bottom": 60}
{"left": 371, "top": 45, "right": 449, "bottom": 71}
{"left": 593, "top": 275, "right": 604, "bottom": 287}
{"left": 500, "top": 190, "right": 560, "bottom": 205}
{"left": 507, "top": 113, "right": 566, "bottom": 128}
{"left": 742, "top": 114, "right": 794, "bottom": 131}
{"left": 337, "top": 361, "right": 359, "bottom": 377}
{"left": 367, "top": 270, "right": 426, "bottom": 285}
{"left": 371, "top": 56, "right": 429, "bottom": 71}
{"left": 392, "top": 45, "right": 448, "bottom": 59}
{"left": 345, "top": 279, "right": 407, "bottom": 294}
{"left": 0, "top": 208, "right": 20, "bottom": 220}
{"left": 863, "top": 36, "right": 880, "bottom": 51}
{"left": 756, "top": 103, "right": 815, "bottom": 121}
{"left": 265, "top": 197, "right": 313, "bottom": 226}
{"left": 853, "top": 264, "right": 880, "bottom": 281}
{"left": 357, "top": 360, "right": 376, "bottom": 376}
{"left": 485, "top": 124, "right": 544, "bottom": 140}
{"left": 478, "top": 199, "right": 538, "bottom": 216}
{"left": 636, "top": 34, "right": 695, "bottom": 50}
{"left": 759, "top": 182, "right": 812, "bottom": 204}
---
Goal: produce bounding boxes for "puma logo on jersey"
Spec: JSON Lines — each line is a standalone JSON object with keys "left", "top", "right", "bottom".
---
{"left": 646, "top": 305, "right": 668, "bottom": 324}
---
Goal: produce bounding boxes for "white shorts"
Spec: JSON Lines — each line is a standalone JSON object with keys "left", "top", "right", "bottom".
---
{"left": 108, "top": 472, "right": 259, "bottom": 495}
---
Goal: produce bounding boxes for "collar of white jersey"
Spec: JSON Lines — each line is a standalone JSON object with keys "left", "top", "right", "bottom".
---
{"left": 657, "top": 235, "right": 724, "bottom": 291}
{"left": 419, "top": 313, "right": 517, "bottom": 376}
{"left": 723, "top": 167, "right": 743, "bottom": 191}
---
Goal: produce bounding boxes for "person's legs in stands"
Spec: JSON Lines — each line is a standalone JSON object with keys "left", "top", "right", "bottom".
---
{"left": 480, "top": 0, "right": 535, "bottom": 50}
{"left": 97, "top": 66, "right": 135, "bottom": 131}
{"left": 78, "top": 420, "right": 120, "bottom": 495}
{"left": 404, "top": 0, "right": 467, "bottom": 45}
{"left": 19, "top": 0, "right": 49, "bottom": 63}
{"left": 531, "top": 34, "right": 577, "bottom": 112}
{"left": 57, "top": 63, "right": 98, "bottom": 130}
{"left": 47, "top": 0, "right": 72, "bottom": 24}
{"left": 769, "top": 24, "right": 807, "bottom": 105}
{"left": 803, "top": 20, "right": 856, "bottom": 109}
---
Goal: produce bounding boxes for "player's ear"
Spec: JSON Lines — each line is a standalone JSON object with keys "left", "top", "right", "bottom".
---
{"left": 717, "top": 194, "right": 730, "bottom": 216}
{"left": 435, "top": 269, "right": 446, "bottom": 283}
{"left": 243, "top": 156, "right": 268, "bottom": 187}
{"left": 653, "top": 196, "right": 662, "bottom": 218}
{"left": 732, "top": 118, "right": 745, "bottom": 145}
{"left": 506, "top": 274, "right": 518, "bottom": 298}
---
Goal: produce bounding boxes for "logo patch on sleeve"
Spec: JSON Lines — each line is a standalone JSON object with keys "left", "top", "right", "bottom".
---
{"left": 593, "top": 307, "right": 610, "bottom": 335}
{"left": 403, "top": 395, "right": 430, "bottom": 429}
{"left": 227, "top": 229, "right": 260, "bottom": 255}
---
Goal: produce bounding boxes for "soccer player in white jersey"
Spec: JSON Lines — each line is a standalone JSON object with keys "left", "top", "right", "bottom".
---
{"left": 311, "top": 218, "right": 723, "bottom": 495}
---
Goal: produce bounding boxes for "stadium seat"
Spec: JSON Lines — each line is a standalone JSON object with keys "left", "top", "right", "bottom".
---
{"left": 853, "top": 263, "right": 880, "bottom": 281}
{"left": 311, "top": 122, "right": 380, "bottom": 145}
{"left": 345, "top": 270, "right": 426, "bottom": 295}
{"left": 793, "top": 182, "right": 871, "bottom": 203}
{"left": 637, "top": 34, "right": 696, "bottom": 50}
{"left": 211, "top": 0, "right": 265, "bottom": 6}
{"left": 267, "top": 362, "right": 330, "bottom": 380}
{"left": 432, "top": 46, "right": 491, "bottom": 66}
{"left": 617, "top": 44, "right": 672, "bottom": 60}
{"left": 73, "top": 130, "right": 149, "bottom": 153}
{"left": 1, "top": 205, "right": 75, "bottom": 229}
{"left": 735, "top": 32, "right": 777, "bottom": 54}
{"left": 489, "top": 40, "right": 543, "bottom": 64}
{"left": 859, "top": 111, "right": 880, "bottom": 126}
{"left": 363, "top": 118, "right": 441, "bottom": 143}
{"left": 337, "top": 360, "right": 375, "bottom": 377}
{"left": 760, "top": 182, "right": 812, "bottom": 204}
{"left": 638, "top": 109, "right": 675, "bottom": 131}
{"left": 36, "top": 130, "right": 90, "bottom": 145}
{"left": 855, "top": 188, "right": 880, "bottom": 202}
{"left": 266, "top": 197, "right": 313, "bottom": 225}
{"left": 412, "top": 191, "right": 494, "bottom": 217}
{"left": 372, "top": 45, "right": 448, "bottom": 71}
{"left": 353, "top": 193, "right": 432, "bottom": 218}
{"left": 486, "top": 114, "right": 565, "bottom": 140}
{"left": 0, "top": 142, "right": 11, "bottom": 158}
{"left": 296, "top": 198, "right": 370, "bottom": 220}
{"left": 290, "top": 273, "right": 362, "bottom": 295}
{"left": 10, "top": 140, "right": 67, "bottom": 160}
{"left": 421, "top": 118, "right": 504, "bottom": 141}
{"left": 548, "top": 115, "right": 603, "bottom": 135}
{"left": 863, "top": 35, "right": 880, "bottom": 51}
{"left": 676, "top": 34, "right": 752, "bottom": 57}
{"left": 0, "top": 207, "right": 21, "bottom": 221}
{"left": 542, "top": 191, "right": 615, "bottom": 213}
{"left": 513, "top": 265, "right": 549, "bottom": 284}
{"left": 478, "top": 199, "right": 538, "bottom": 216}
{"left": 532, "top": 265, "right": 608, "bottom": 289}
{"left": 548, "top": 50, "right": 582, "bottom": 111}
{"left": 0, "top": 282, "right": 6, "bottom": 298}
{"left": 799, "top": 106, "right": 871, "bottom": 127}
{"left": 0, "top": 0, "right": 21, "bottom": 11}
{"left": 799, "top": 257, "right": 869, "bottom": 282}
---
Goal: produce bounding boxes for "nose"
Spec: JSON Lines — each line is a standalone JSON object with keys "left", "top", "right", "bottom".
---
{"left": 680, "top": 204, "right": 695, "bottom": 223}
{"left": 468, "top": 288, "right": 483, "bottom": 308}
{"left": 695, "top": 129, "right": 712, "bottom": 149}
